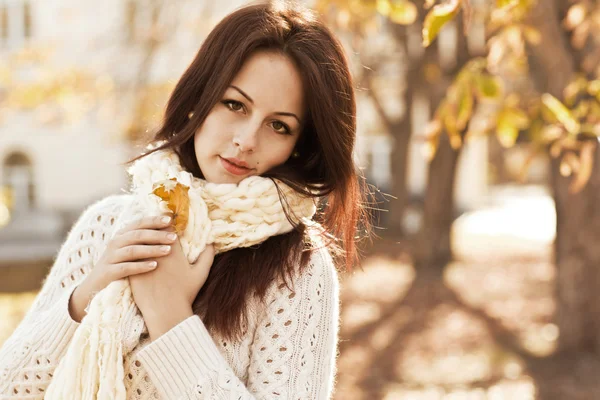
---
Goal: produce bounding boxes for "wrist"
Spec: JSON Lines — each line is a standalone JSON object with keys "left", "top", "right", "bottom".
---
{"left": 68, "top": 285, "right": 88, "bottom": 323}
{"left": 144, "top": 305, "right": 194, "bottom": 341}
{"left": 68, "top": 278, "right": 101, "bottom": 323}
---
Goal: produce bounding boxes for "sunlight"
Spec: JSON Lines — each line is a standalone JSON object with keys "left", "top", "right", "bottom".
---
{"left": 452, "top": 187, "right": 555, "bottom": 257}
{"left": 0, "top": 203, "right": 9, "bottom": 228}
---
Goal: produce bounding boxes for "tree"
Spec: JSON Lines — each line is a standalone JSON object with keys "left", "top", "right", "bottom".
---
{"left": 0, "top": 1, "right": 219, "bottom": 144}
{"left": 318, "top": 0, "right": 600, "bottom": 359}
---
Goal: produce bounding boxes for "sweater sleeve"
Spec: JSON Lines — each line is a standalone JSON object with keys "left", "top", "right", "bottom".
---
{"left": 136, "top": 245, "right": 340, "bottom": 400}
{"left": 0, "top": 195, "right": 128, "bottom": 399}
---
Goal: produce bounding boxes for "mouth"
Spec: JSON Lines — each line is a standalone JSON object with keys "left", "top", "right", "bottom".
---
{"left": 219, "top": 156, "right": 253, "bottom": 176}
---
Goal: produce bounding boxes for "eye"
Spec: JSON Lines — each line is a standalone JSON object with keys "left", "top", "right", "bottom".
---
{"left": 270, "top": 120, "right": 292, "bottom": 135}
{"left": 222, "top": 100, "right": 245, "bottom": 113}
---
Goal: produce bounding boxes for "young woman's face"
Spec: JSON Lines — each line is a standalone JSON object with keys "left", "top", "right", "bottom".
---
{"left": 194, "top": 51, "right": 305, "bottom": 184}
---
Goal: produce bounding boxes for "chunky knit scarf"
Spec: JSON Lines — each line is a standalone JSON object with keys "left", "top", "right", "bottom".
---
{"left": 45, "top": 145, "right": 317, "bottom": 399}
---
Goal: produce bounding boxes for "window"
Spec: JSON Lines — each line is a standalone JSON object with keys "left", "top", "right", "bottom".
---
{"left": 2, "top": 151, "right": 35, "bottom": 214}
{"left": 0, "top": 0, "right": 33, "bottom": 47}
{"left": 126, "top": 1, "right": 137, "bottom": 43}
{"left": 1, "top": 5, "right": 7, "bottom": 41}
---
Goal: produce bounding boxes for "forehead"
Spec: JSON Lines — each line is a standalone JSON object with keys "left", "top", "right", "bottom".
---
{"left": 229, "top": 51, "right": 304, "bottom": 114}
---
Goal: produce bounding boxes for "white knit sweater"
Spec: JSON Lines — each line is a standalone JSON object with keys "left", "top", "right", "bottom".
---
{"left": 0, "top": 194, "right": 340, "bottom": 400}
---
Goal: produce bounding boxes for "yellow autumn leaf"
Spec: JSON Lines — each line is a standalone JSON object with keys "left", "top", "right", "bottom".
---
{"left": 422, "top": 116, "right": 443, "bottom": 161}
{"left": 350, "top": 0, "right": 378, "bottom": 15}
{"left": 376, "top": 0, "right": 391, "bottom": 16}
{"left": 564, "top": 75, "right": 588, "bottom": 106}
{"left": 456, "top": 83, "right": 474, "bottom": 130}
{"left": 152, "top": 178, "right": 190, "bottom": 235}
{"left": 569, "top": 141, "right": 596, "bottom": 193}
{"left": 422, "top": 136, "right": 439, "bottom": 161}
{"left": 422, "top": 0, "right": 461, "bottom": 47}
{"left": 560, "top": 151, "right": 580, "bottom": 177}
{"left": 541, "top": 93, "right": 580, "bottom": 135}
{"left": 425, "top": 0, "right": 437, "bottom": 9}
{"left": 443, "top": 108, "right": 463, "bottom": 149}
{"left": 496, "top": 0, "right": 518, "bottom": 8}
{"left": 389, "top": 1, "right": 418, "bottom": 25}
{"left": 587, "top": 80, "right": 600, "bottom": 97}
{"left": 496, "top": 107, "right": 529, "bottom": 148}
{"left": 572, "top": 100, "right": 590, "bottom": 120}
{"left": 522, "top": 25, "right": 541, "bottom": 45}
{"left": 475, "top": 74, "right": 503, "bottom": 100}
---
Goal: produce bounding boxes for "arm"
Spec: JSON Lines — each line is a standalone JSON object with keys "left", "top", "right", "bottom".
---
{"left": 0, "top": 195, "right": 127, "bottom": 398}
{"left": 136, "top": 246, "right": 340, "bottom": 399}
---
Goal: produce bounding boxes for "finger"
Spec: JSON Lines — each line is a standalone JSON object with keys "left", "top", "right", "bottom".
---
{"left": 111, "top": 244, "right": 172, "bottom": 263}
{"left": 117, "top": 229, "right": 177, "bottom": 247}
{"left": 192, "top": 244, "right": 215, "bottom": 267}
{"left": 111, "top": 260, "right": 158, "bottom": 280}
{"left": 116, "top": 215, "right": 173, "bottom": 236}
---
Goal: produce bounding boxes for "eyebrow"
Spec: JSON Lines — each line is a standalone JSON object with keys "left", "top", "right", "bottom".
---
{"left": 229, "top": 85, "right": 301, "bottom": 124}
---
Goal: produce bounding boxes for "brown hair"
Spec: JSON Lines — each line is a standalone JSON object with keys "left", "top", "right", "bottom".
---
{"left": 129, "top": 1, "right": 370, "bottom": 340}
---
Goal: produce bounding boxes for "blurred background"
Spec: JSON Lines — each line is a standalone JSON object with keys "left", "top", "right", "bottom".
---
{"left": 1, "top": 0, "right": 599, "bottom": 399}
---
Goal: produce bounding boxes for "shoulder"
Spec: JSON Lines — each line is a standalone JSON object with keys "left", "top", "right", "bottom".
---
{"left": 303, "top": 242, "right": 339, "bottom": 296}
{"left": 63, "top": 194, "right": 135, "bottom": 245}
{"left": 265, "top": 238, "right": 339, "bottom": 307}
{"left": 81, "top": 194, "right": 134, "bottom": 219}
{"left": 71, "top": 194, "right": 134, "bottom": 229}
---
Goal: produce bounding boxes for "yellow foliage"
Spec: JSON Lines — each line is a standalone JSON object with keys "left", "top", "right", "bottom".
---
{"left": 389, "top": 1, "right": 418, "bottom": 25}
{"left": 569, "top": 141, "right": 596, "bottom": 193}
{"left": 456, "top": 82, "right": 474, "bottom": 131}
{"left": 152, "top": 178, "right": 190, "bottom": 236}
{"left": 496, "top": 107, "right": 528, "bottom": 148}
{"left": 422, "top": 0, "right": 462, "bottom": 47}
{"left": 541, "top": 94, "right": 581, "bottom": 135}
{"left": 475, "top": 74, "right": 503, "bottom": 100}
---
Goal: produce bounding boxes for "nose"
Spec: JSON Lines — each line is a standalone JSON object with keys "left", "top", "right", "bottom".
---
{"left": 232, "top": 122, "right": 259, "bottom": 153}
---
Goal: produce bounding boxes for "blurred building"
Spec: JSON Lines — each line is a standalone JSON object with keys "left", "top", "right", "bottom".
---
{"left": 0, "top": 0, "right": 247, "bottom": 263}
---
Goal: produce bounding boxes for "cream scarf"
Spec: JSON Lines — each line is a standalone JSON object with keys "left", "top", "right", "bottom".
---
{"left": 45, "top": 145, "right": 317, "bottom": 399}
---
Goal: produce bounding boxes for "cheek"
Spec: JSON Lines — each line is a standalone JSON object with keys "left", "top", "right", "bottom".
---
{"left": 194, "top": 113, "right": 229, "bottom": 153}
{"left": 256, "top": 142, "right": 295, "bottom": 172}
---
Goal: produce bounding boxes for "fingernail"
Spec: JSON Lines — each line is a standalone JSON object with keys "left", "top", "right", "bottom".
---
{"left": 161, "top": 245, "right": 171, "bottom": 253}
{"left": 148, "top": 261, "right": 157, "bottom": 268}
{"left": 162, "top": 216, "right": 171, "bottom": 223}
{"left": 167, "top": 233, "right": 177, "bottom": 240}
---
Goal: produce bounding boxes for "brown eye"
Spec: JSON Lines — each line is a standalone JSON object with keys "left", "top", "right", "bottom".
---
{"left": 223, "top": 100, "right": 244, "bottom": 112}
{"left": 271, "top": 121, "right": 291, "bottom": 135}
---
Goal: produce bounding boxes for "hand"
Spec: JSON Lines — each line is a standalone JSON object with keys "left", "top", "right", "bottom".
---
{"left": 128, "top": 230, "right": 215, "bottom": 338}
{"left": 69, "top": 215, "right": 177, "bottom": 322}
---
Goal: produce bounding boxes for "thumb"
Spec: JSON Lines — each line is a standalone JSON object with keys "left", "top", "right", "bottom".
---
{"left": 192, "top": 244, "right": 215, "bottom": 274}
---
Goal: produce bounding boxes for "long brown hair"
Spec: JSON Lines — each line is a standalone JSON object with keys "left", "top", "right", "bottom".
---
{"left": 129, "top": 1, "right": 370, "bottom": 340}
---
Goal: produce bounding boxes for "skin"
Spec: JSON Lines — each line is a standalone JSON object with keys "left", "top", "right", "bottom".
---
{"left": 130, "top": 50, "right": 307, "bottom": 340}
{"left": 194, "top": 50, "right": 305, "bottom": 184}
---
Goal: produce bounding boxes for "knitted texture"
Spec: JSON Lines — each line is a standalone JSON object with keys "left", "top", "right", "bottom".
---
{"left": 0, "top": 194, "right": 339, "bottom": 400}
{"left": 39, "top": 148, "right": 317, "bottom": 399}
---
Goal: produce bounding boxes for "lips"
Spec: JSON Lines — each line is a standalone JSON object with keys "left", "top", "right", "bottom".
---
{"left": 223, "top": 157, "right": 250, "bottom": 168}
{"left": 219, "top": 156, "right": 253, "bottom": 176}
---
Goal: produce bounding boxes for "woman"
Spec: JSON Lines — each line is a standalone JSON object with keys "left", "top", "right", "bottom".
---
{"left": 0, "top": 1, "right": 369, "bottom": 399}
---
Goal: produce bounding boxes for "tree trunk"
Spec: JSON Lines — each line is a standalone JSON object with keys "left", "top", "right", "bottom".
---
{"left": 413, "top": 18, "right": 470, "bottom": 271}
{"left": 386, "top": 119, "right": 412, "bottom": 235}
{"left": 413, "top": 135, "right": 462, "bottom": 271}
{"left": 384, "top": 9, "right": 435, "bottom": 236}
{"left": 526, "top": 0, "right": 600, "bottom": 353}
{"left": 382, "top": 23, "right": 420, "bottom": 235}
{"left": 550, "top": 151, "right": 600, "bottom": 353}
